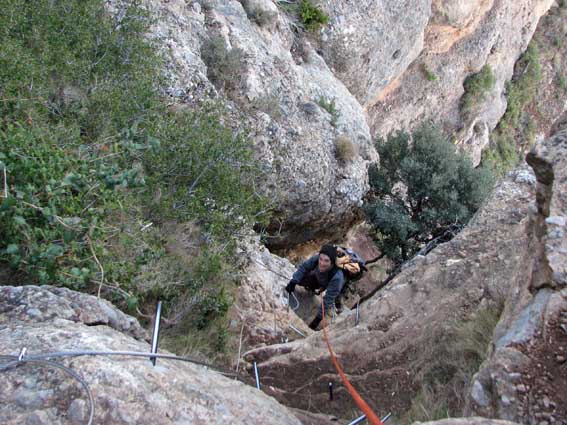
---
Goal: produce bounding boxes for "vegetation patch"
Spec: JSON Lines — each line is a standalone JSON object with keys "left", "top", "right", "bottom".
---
{"left": 400, "top": 305, "right": 503, "bottom": 423}
{"left": 483, "top": 44, "right": 542, "bottom": 175}
{"left": 277, "top": 0, "right": 329, "bottom": 32}
{"left": 201, "top": 36, "right": 245, "bottom": 93}
{"left": 365, "top": 124, "right": 493, "bottom": 264}
{"left": 421, "top": 64, "right": 437, "bottom": 82}
{"left": 316, "top": 96, "right": 339, "bottom": 127}
{"left": 0, "top": 0, "right": 269, "bottom": 356}
{"left": 335, "top": 135, "right": 357, "bottom": 163}
{"left": 460, "top": 64, "right": 496, "bottom": 114}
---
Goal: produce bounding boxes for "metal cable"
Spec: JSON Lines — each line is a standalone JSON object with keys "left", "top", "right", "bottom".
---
{"left": 3, "top": 350, "right": 238, "bottom": 376}
{"left": 0, "top": 348, "right": 241, "bottom": 425}
{"left": 0, "top": 356, "right": 95, "bottom": 425}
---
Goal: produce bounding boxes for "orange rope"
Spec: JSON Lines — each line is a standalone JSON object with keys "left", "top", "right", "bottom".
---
{"left": 321, "top": 296, "right": 383, "bottom": 425}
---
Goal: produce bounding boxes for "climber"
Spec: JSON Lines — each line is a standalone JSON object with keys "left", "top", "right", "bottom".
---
{"left": 285, "top": 244, "right": 346, "bottom": 331}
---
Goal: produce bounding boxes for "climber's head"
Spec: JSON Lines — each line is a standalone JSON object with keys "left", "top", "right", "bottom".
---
{"left": 318, "top": 245, "right": 336, "bottom": 273}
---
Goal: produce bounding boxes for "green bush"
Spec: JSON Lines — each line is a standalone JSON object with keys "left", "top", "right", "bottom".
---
{"left": 299, "top": 0, "right": 329, "bottom": 32}
{"left": 365, "top": 124, "right": 494, "bottom": 263}
{"left": 460, "top": 65, "right": 496, "bottom": 114}
{"left": 482, "top": 43, "right": 542, "bottom": 176}
{"left": 0, "top": 0, "right": 269, "bottom": 351}
{"left": 482, "top": 133, "right": 520, "bottom": 177}
{"left": 316, "top": 96, "right": 339, "bottom": 127}
{"left": 499, "top": 44, "right": 541, "bottom": 132}
{"left": 421, "top": 64, "right": 437, "bottom": 82}
{"left": 557, "top": 73, "right": 567, "bottom": 93}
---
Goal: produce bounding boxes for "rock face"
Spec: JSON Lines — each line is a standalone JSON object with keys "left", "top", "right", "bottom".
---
{"left": 140, "top": 0, "right": 376, "bottom": 247}
{"left": 243, "top": 128, "right": 567, "bottom": 422}
{"left": 356, "top": 0, "right": 554, "bottom": 165}
{"left": 0, "top": 286, "right": 302, "bottom": 425}
{"left": 244, "top": 164, "right": 539, "bottom": 419}
{"left": 468, "top": 129, "right": 567, "bottom": 423}
{"left": 234, "top": 236, "right": 314, "bottom": 346}
{"left": 140, "top": 0, "right": 556, "bottom": 244}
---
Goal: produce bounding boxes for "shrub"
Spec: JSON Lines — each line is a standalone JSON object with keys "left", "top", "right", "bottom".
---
{"left": 499, "top": 44, "right": 541, "bottom": 132}
{"left": 482, "top": 43, "right": 542, "bottom": 175}
{"left": 0, "top": 0, "right": 269, "bottom": 355}
{"left": 299, "top": 0, "right": 329, "bottom": 32}
{"left": 460, "top": 64, "right": 496, "bottom": 114}
{"left": 335, "top": 135, "right": 357, "bottom": 163}
{"left": 316, "top": 96, "right": 339, "bottom": 127}
{"left": 365, "top": 124, "right": 494, "bottom": 263}
{"left": 558, "top": 73, "right": 567, "bottom": 93}
{"left": 482, "top": 133, "right": 520, "bottom": 177}
{"left": 201, "top": 36, "right": 245, "bottom": 92}
{"left": 246, "top": 7, "right": 277, "bottom": 27}
{"left": 421, "top": 64, "right": 437, "bottom": 82}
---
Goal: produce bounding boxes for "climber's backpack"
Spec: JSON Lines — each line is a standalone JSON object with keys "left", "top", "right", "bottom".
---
{"left": 334, "top": 246, "right": 368, "bottom": 282}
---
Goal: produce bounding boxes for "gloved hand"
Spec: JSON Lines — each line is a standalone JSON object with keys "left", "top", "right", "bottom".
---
{"left": 308, "top": 316, "right": 321, "bottom": 330}
{"left": 285, "top": 280, "right": 297, "bottom": 294}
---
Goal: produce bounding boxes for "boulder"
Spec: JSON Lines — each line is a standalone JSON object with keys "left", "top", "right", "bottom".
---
{"left": 0, "top": 286, "right": 302, "bottom": 424}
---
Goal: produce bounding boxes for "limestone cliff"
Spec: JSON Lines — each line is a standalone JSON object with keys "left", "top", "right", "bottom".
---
{"left": 141, "top": 0, "right": 556, "bottom": 244}
{"left": 243, "top": 128, "right": 567, "bottom": 423}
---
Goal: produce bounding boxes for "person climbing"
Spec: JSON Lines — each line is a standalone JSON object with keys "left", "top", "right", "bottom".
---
{"left": 285, "top": 244, "right": 346, "bottom": 331}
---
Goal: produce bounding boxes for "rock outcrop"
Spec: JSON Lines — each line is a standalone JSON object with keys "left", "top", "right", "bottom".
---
{"left": 138, "top": 0, "right": 556, "bottom": 244}
{"left": 138, "top": 0, "right": 376, "bottom": 247}
{"left": 358, "top": 0, "right": 554, "bottom": 166}
{"left": 0, "top": 286, "right": 302, "bottom": 425}
{"left": 468, "top": 129, "right": 567, "bottom": 423}
{"left": 244, "top": 164, "right": 538, "bottom": 419}
{"left": 243, "top": 128, "right": 567, "bottom": 422}
{"left": 234, "top": 237, "right": 314, "bottom": 346}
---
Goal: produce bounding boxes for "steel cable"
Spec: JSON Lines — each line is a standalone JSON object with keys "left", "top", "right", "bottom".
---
{"left": 0, "top": 355, "right": 95, "bottom": 425}
{"left": 0, "top": 348, "right": 241, "bottom": 425}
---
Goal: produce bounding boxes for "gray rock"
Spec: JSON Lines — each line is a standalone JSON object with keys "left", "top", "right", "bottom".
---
{"left": 0, "top": 286, "right": 302, "bottom": 425}
{"left": 471, "top": 380, "right": 491, "bottom": 407}
{"left": 495, "top": 289, "right": 552, "bottom": 348}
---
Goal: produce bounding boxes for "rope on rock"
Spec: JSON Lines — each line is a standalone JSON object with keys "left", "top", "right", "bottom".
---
{"left": 321, "top": 296, "right": 383, "bottom": 425}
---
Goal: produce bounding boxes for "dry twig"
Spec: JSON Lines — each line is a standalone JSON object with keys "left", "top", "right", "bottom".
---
{"left": 2, "top": 166, "right": 7, "bottom": 199}
{"left": 235, "top": 323, "right": 245, "bottom": 375}
{"left": 86, "top": 235, "right": 105, "bottom": 298}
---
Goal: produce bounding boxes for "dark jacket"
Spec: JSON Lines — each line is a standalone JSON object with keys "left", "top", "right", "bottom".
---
{"left": 292, "top": 254, "right": 345, "bottom": 319}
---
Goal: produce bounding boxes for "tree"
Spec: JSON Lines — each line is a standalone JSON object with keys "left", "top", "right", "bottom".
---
{"left": 364, "top": 124, "right": 494, "bottom": 263}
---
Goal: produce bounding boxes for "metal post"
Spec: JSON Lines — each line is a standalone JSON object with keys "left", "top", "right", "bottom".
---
{"left": 150, "top": 301, "right": 162, "bottom": 366}
{"left": 253, "top": 362, "right": 260, "bottom": 390}
{"left": 328, "top": 382, "right": 333, "bottom": 401}
{"left": 348, "top": 415, "right": 366, "bottom": 425}
{"left": 289, "top": 324, "right": 306, "bottom": 338}
{"left": 355, "top": 299, "right": 360, "bottom": 326}
{"left": 348, "top": 412, "right": 392, "bottom": 425}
